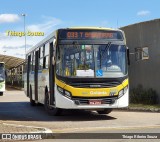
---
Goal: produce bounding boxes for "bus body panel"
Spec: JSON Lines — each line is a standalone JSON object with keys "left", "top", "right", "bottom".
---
{"left": 117, "top": 88, "right": 129, "bottom": 107}
{"left": 26, "top": 69, "right": 49, "bottom": 104}
{"left": 54, "top": 78, "right": 129, "bottom": 109}
{"left": 37, "top": 69, "right": 49, "bottom": 104}
{"left": 30, "top": 72, "right": 35, "bottom": 100}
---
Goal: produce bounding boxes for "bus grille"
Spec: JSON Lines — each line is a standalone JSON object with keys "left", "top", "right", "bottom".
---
{"left": 72, "top": 97, "right": 117, "bottom": 105}
{"left": 69, "top": 82, "right": 120, "bottom": 88}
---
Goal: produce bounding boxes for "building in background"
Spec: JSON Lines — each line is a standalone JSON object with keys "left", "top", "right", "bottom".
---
{"left": 121, "top": 19, "right": 160, "bottom": 103}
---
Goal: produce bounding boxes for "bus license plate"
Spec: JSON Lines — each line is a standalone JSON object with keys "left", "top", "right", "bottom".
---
{"left": 89, "top": 100, "right": 101, "bottom": 105}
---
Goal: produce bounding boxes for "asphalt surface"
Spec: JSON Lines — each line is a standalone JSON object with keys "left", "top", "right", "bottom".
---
{"left": 0, "top": 88, "right": 160, "bottom": 142}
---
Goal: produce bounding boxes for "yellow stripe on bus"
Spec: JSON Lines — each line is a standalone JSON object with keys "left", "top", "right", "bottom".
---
{"left": 55, "top": 77, "right": 128, "bottom": 97}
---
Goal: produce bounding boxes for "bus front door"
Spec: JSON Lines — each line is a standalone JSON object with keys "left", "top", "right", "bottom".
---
{"left": 34, "top": 50, "right": 39, "bottom": 102}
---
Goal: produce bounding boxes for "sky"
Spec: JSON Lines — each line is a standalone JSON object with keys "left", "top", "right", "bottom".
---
{"left": 0, "top": 0, "right": 160, "bottom": 58}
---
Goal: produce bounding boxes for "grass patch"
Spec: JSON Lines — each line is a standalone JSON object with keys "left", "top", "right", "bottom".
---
{"left": 129, "top": 104, "right": 160, "bottom": 109}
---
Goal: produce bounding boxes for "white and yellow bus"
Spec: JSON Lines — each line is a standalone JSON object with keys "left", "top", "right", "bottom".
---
{"left": 0, "top": 62, "right": 6, "bottom": 96}
{"left": 24, "top": 27, "right": 129, "bottom": 115}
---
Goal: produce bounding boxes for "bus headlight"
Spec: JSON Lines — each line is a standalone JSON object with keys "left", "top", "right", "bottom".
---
{"left": 123, "top": 86, "right": 128, "bottom": 94}
{"left": 64, "top": 90, "right": 71, "bottom": 99}
{"left": 57, "top": 86, "right": 72, "bottom": 99}
{"left": 57, "top": 86, "right": 63, "bottom": 94}
{"left": 118, "top": 86, "right": 128, "bottom": 98}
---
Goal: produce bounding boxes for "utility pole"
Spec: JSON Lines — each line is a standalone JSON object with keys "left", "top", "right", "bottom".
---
{"left": 21, "top": 14, "right": 27, "bottom": 58}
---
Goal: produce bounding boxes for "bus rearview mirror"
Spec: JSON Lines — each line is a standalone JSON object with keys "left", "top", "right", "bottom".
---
{"left": 53, "top": 37, "right": 56, "bottom": 47}
{"left": 52, "top": 56, "right": 55, "bottom": 65}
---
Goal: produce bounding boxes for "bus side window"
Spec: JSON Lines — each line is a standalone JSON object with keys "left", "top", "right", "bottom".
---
{"left": 31, "top": 51, "right": 35, "bottom": 71}
{"left": 38, "top": 48, "right": 41, "bottom": 58}
{"left": 45, "top": 43, "right": 49, "bottom": 56}
{"left": 39, "top": 58, "right": 43, "bottom": 70}
{"left": 57, "top": 45, "right": 60, "bottom": 60}
{"left": 43, "top": 56, "right": 49, "bottom": 69}
{"left": 43, "top": 57, "right": 46, "bottom": 69}
{"left": 38, "top": 46, "right": 44, "bottom": 70}
{"left": 43, "top": 42, "right": 49, "bottom": 69}
{"left": 31, "top": 53, "right": 33, "bottom": 71}
{"left": 46, "top": 56, "right": 49, "bottom": 68}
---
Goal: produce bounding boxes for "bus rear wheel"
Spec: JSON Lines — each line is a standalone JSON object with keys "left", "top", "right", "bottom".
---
{"left": 97, "top": 109, "right": 113, "bottom": 114}
{"left": 44, "top": 92, "right": 62, "bottom": 116}
{"left": 0, "top": 92, "right": 3, "bottom": 96}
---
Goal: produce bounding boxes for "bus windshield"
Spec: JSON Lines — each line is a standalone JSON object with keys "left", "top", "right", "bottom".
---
{"left": 56, "top": 44, "right": 127, "bottom": 78}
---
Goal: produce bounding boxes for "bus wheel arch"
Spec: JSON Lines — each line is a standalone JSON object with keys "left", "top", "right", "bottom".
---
{"left": 44, "top": 86, "right": 62, "bottom": 116}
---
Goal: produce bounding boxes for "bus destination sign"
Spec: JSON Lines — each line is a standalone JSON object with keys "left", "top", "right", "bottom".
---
{"left": 59, "top": 30, "right": 123, "bottom": 40}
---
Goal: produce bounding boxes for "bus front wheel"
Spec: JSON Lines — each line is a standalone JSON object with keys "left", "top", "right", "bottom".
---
{"left": 97, "top": 109, "right": 113, "bottom": 114}
{"left": 44, "top": 92, "right": 62, "bottom": 116}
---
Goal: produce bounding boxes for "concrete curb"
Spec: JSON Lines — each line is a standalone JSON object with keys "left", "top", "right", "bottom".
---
{"left": 115, "top": 107, "right": 160, "bottom": 113}
{"left": 2, "top": 123, "right": 52, "bottom": 133}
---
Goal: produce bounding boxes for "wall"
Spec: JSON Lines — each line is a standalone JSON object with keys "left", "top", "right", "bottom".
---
{"left": 121, "top": 19, "right": 160, "bottom": 103}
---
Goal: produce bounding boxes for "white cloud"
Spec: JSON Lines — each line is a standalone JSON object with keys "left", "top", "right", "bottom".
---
{"left": 0, "top": 14, "right": 20, "bottom": 23}
{"left": 137, "top": 10, "right": 150, "bottom": 16}
{"left": 0, "top": 16, "right": 62, "bottom": 58}
{"left": 27, "top": 16, "right": 61, "bottom": 34}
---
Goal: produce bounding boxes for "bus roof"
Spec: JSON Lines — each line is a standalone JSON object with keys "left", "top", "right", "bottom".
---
{"left": 26, "top": 27, "right": 124, "bottom": 55}
{"left": 65, "top": 27, "right": 122, "bottom": 31}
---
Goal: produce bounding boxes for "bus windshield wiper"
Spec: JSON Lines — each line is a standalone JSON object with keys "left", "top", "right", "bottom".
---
{"left": 100, "top": 42, "right": 112, "bottom": 68}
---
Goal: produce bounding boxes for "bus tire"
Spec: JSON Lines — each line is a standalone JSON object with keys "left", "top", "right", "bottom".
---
{"left": 97, "top": 109, "right": 113, "bottom": 114}
{"left": 0, "top": 92, "right": 3, "bottom": 96}
{"left": 30, "top": 86, "right": 35, "bottom": 106}
{"left": 44, "top": 92, "right": 62, "bottom": 116}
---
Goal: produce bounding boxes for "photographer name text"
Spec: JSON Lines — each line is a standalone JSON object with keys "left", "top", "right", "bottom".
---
{"left": 6, "top": 30, "right": 44, "bottom": 37}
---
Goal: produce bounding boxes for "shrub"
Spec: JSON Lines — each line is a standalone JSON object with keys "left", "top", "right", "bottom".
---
{"left": 130, "top": 85, "right": 158, "bottom": 105}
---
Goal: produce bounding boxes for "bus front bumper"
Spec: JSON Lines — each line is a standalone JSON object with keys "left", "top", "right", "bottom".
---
{"left": 55, "top": 89, "right": 129, "bottom": 109}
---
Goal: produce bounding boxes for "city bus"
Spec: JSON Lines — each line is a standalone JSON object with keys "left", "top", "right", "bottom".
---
{"left": 0, "top": 62, "right": 6, "bottom": 96}
{"left": 24, "top": 27, "right": 129, "bottom": 115}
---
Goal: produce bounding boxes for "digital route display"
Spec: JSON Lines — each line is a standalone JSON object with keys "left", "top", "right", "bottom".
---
{"left": 59, "top": 30, "right": 123, "bottom": 40}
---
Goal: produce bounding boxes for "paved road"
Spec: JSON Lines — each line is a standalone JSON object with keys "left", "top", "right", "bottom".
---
{"left": 0, "top": 88, "right": 160, "bottom": 141}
